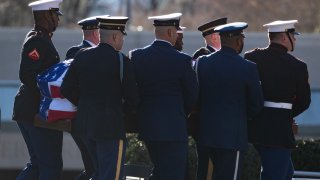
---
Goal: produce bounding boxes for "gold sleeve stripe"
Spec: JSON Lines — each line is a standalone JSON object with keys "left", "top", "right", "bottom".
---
{"left": 115, "top": 140, "right": 124, "bottom": 180}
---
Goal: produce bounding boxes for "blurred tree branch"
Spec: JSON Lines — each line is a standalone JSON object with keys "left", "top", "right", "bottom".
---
{"left": 0, "top": 0, "right": 99, "bottom": 27}
{"left": 0, "top": 0, "right": 319, "bottom": 32}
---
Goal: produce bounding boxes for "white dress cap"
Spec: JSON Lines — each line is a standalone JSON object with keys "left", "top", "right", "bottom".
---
{"left": 29, "top": 0, "right": 62, "bottom": 11}
{"left": 148, "top": 13, "right": 182, "bottom": 27}
{"left": 148, "top": 13, "right": 182, "bottom": 21}
{"left": 263, "top": 20, "right": 298, "bottom": 33}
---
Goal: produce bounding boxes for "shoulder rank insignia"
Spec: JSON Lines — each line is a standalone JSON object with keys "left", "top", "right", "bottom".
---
{"left": 28, "top": 48, "right": 40, "bottom": 61}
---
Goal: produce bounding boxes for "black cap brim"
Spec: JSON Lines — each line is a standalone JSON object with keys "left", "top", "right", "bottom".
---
{"left": 55, "top": 10, "right": 63, "bottom": 16}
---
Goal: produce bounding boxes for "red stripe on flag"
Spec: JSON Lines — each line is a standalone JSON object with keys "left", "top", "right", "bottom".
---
{"left": 50, "top": 85, "right": 64, "bottom": 98}
{"left": 47, "top": 109, "right": 76, "bottom": 122}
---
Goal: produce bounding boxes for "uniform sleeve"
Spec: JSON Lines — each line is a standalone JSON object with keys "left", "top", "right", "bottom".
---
{"left": 65, "top": 47, "right": 78, "bottom": 60}
{"left": 61, "top": 60, "right": 80, "bottom": 106}
{"left": 19, "top": 37, "right": 48, "bottom": 90}
{"left": 292, "top": 63, "right": 311, "bottom": 117}
{"left": 122, "top": 55, "right": 139, "bottom": 112}
{"left": 246, "top": 63, "right": 264, "bottom": 118}
{"left": 192, "top": 48, "right": 210, "bottom": 60}
{"left": 181, "top": 57, "right": 199, "bottom": 114}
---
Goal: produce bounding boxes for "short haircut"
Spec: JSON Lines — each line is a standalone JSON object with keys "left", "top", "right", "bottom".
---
{"left": 269, "top": 32, "right": 283, "bottom": 41}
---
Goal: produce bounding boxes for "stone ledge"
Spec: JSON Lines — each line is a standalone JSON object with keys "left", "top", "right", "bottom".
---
{"left": 0, "top": 131, "right": 83, "bottom": 170}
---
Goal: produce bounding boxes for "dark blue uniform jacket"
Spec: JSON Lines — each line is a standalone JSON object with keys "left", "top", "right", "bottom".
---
{"left": 130, "top": 40, "right": 198, "bottom": 142}
{"left": 61, "top": 43, "right": 139, "bottom": 140}
{"left": 197, "top": 46, "right": 263, "bottom": 150}
{"left": 65, "top": 40, "right": 92, "bottom": 60}
{"left": 192, "top": 45, "right": 215, "bottom": 60}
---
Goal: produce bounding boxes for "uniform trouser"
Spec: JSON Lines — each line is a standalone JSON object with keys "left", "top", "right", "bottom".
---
{"left": 83, "top": 138, "right": 125, "bottom": 180}
{"left": 208, "top": 148, "right": 244, "bottom": 180}
{"left": 16, "top": 121, "right": 63, "bottom": 180}
{"left": 196, "top": 144, "right": 212, "bottom": 180}
{"left": 255, "top": 145, "right": 294, "bottom": 180}
{"left": 145, "top": 141, "right": 188, "bottom": 180}
{"left": 72, "top": 135, "right": 95, "bottom": 180}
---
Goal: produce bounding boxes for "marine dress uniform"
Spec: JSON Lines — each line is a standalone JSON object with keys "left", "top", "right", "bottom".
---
{"left": 192, "top": 17, "right": 227, "bottom": 60}
{"left": 196, "top": 22, "right": 263, "bottom": 180}
{"left": 65, "top": 16, "right": 102, "bottom": 60}
{"left": 244, "top": 20, "right": 311, "bottom": 180}
{"left": 130, "top": 13, "right": 198, "bottom": 180}
{"left": 61, "top": 16, "right": 139, "bottom": 180}
{"left": 12, "top": 0, "right": 63, "bottom": 179}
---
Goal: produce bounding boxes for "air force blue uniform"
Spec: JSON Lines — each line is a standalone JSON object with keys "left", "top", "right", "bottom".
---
{"left": 131, "top": 40, "right": 198, "bottom": 141}
{"left": 196, "top": 22, "right": 264, "bottom": 180}
{"left": 197, "top": 46, "right": 263, "bottom": 150}
{"left": 130, "top": 39, "right": 198, "bottom": 180}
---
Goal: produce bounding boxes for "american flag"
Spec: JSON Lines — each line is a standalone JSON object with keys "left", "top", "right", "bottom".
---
{"left": 37, "top": 59, "right": 77, "bottom": 122}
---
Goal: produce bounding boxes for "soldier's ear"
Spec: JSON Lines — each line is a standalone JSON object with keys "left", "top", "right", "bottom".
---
{"left": 281, "top": 33, "right": 287, "bottom": 42}
{"left": 167, "top": 28, "right": 172, "bottom": 37}
{"left": 112, "top": 33, "right": 117, "bottom": 42}
{"left": 94, "top": 30, "right": 99, "bottom": 38}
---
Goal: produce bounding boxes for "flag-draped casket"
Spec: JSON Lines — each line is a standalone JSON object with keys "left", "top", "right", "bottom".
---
{"left": 37, "top": 59, "right": 76, "bottom": 122}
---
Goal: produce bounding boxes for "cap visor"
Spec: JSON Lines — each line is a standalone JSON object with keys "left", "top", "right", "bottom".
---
{"left": 56, "top": 11, "right": 63, "bottom": 16}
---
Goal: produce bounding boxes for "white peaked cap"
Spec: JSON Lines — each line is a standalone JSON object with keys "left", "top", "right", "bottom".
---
{"left": 29, "top": 0, "right": 62, "bottom": 11}
{"left": 263, "top": 20, "right": 298, "bottom": 33}
{"left": 148, "top": 13, "right": 182, "bottom": 20}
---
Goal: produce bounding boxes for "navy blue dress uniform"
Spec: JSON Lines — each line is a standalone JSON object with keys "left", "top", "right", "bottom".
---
{"left": 244, "top": 20, "right": 311, "bottom": 180}
{"left": 196, "top": 22, "right": 264, "bottom": 180}
{"left": 129, "top": 13, "right": 198, "bottom": 180}
{"left": 12, "top": 0, "right": 64, "bottom": 179}
{"left": 65, "top": 16, "right": 102, "bottom": 60}
{"left": 64, "top": 16, "right": 103, "bottom": 180}
{"left": 192, "top": 18, "right": 227, "bottom": 60}
{"left": 61, "top": 16, "right": 139, "bottom": 180}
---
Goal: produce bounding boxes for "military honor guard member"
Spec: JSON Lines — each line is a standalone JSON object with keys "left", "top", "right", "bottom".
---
{"left": 61, "top": 15, "right": 139, "bottom": 180}
{"left": 12, "top": 0, "right": 64, "bottom": 179}
{"left": 192, "top": 17, "right": 227, "bottom": 60}
{"left": 244, "top": 20, "right": 311, "bottom": 180}
{"left": 174, "top": 26, "right": 186, "bottom": 51}
{"left": 193, "top": 17, "right": 227, "bottom": 180}
{"left": 196, "top": 22, "right": 264, "bottom": 180}
{"left": 64, "top": 15, "right": 105, "bottom": 180}
{"left": 129, "top": 13, "right": 198, "bottom": 180}
{"left": 65, "top": 15, "right": 103, "bottom": 60}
